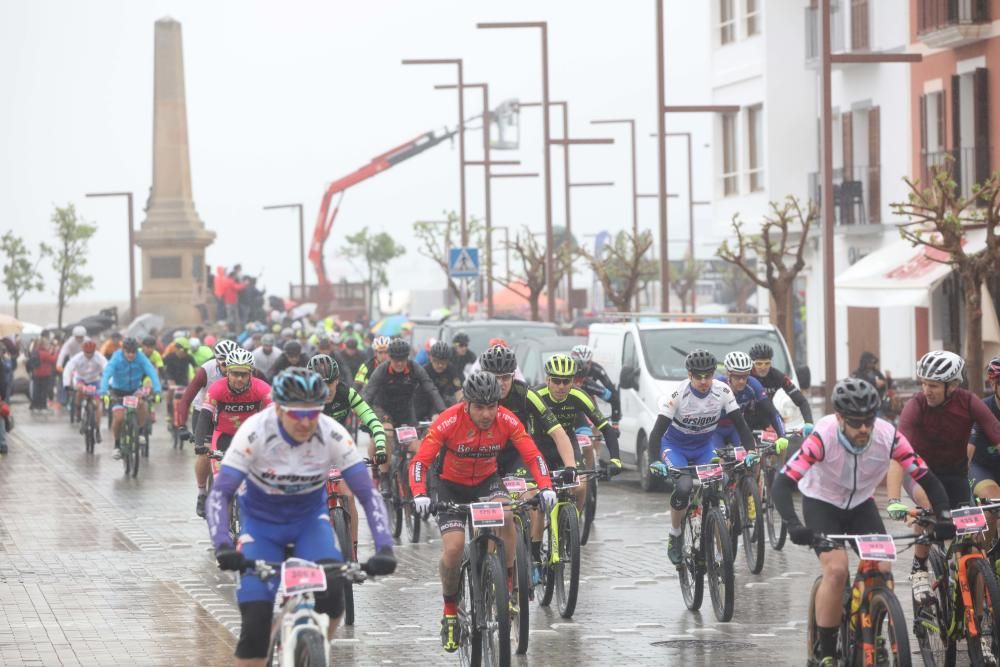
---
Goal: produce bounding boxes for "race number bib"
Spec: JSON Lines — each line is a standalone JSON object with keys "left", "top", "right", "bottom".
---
{"left": 503, "top": 477, "right": 528, "bottom": 493}
{"left": 952, "top": 506, "right": 988, "bottom": 535}
{"left": 695, "top": 464, "right": 724, "bottom": 482}
{"left": 122, "top": 396, "right": 139, "bottom": 408}
{"left": 854, "top": 535, "right": 896, "bottom": 562}
{"left": 395, "top": 426, "right": 418, "bottom": 443}
{"left": 280, "top": 560, "right": 328, "bottom": 595}
{"left": 469, "top": 502, "right": 505, "bottom": 529}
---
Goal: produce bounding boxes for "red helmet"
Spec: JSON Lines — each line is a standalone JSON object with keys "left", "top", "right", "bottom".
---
{"left": 988, "top": 356, "right": 1000, "bottom": 381}
{"left": 82, "top": 338, "right": 97, "bottom": 353}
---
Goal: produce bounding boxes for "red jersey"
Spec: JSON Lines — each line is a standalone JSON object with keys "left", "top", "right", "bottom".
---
{"left": 205, "top": 376, "right": 272, "bottom": 436}
{"left": 898, "top": 387, "right": 1000, "bottom": 475}
{"left": 409, "top": 403, "right": 553, "bottom": 496}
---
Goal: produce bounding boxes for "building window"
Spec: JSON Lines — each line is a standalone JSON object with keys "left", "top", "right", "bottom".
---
{"left": 851, "top": 0, "right": 870, "bottom": 51}
{"left": 746, "top": 0, "right": 761, "bottom": 35}
{"left": 150, "top": 256, "right": 182, "bottom": 280}
{"left": 720, "top": 0, "right": 736, "bottom": 45}
{"left": 747, "top": 105, "right": 764, "bottom": 191}
{"left": 722, "top": 112, "right": 739, "bottom": 196}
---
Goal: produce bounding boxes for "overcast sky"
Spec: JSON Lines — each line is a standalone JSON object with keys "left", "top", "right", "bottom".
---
{"left": 1, "top": 0, "right": 712, "bottom": 307}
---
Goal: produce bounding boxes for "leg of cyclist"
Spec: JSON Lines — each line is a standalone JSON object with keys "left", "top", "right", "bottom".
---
{"left": 193, "top": 411, "right": 213, "bottom": 515}
{"left": 901, "top": 466, "right": 968, "bottom": 600}
{"left": 294, "top": 510, "right": 347, "bottom": 641}
{"left": 972, "top": 464, "right": 1000, "bottom": 548}
{"left": 109, "top": 392, "right": 125, "bottom": 450}
{"left": 233, "top": 511, "right": 287, "bottom": 667}
{"left": 335, "top": 480, "right": 360, "bottom": 549}
{"left": 572, "top": 425, "right": 591, "bottom": 514}
{"left": 665, "top": 445, "right": 715, "bottom": 565}
{"left": 436, "top": 481, "right": 472, "bottom": 652}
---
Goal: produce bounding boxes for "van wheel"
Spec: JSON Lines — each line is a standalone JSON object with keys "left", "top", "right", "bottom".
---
{"left": 637, "top": 433, "right": 664, "bottom": 492}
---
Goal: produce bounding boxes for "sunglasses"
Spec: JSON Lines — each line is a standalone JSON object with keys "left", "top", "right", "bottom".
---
{"left": 495, "top": 373, "right": 514, "bottom": 382}
{"left": 549, "top": 377, "right": 572, "bottom": 385}
{"left": 690, "top": 372, "right": 714, "bottom": 380}
{"left": 228, "top": 370, "right": 251, "bottom": 379}
{"left": 844, "top": 415, "right": 876, "bottom": 429}
{"left": 284, "top": 408, "right": 323, "bottom": 421}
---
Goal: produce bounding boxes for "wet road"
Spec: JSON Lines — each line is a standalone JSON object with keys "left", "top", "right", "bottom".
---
{"left": 0, "top": 401, "right": 952, "bottom": 666}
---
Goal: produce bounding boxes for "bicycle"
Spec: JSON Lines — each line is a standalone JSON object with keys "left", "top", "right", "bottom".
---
{"left": 388, "top": 422, "right": 430, "bottom": 544}
{"left": 326, "top": 466, "right": 357, "bottom": 626}
{"left": 115, "top": 387, "right": 150, "bottom": 478}
{"left": 577, "top": 431, "right": 604, "bottom": 546}
{"left": 805, "top": 532, "right": 916, "bottom": 666}
{"left": 165, "top": 382, "right": 185, "bottom": 450}
{"left": 501, "top": 475, "right": 540, "bottom": 655}
{"left": 244, "top": 557, "right": 372, "bottom": 667}
{"left": 907, "top": 503, "right": 1000, "bottom": 666}
{"left": 756, "top": 430, "right": 790, "bottom": 550}
{"left": 654, "top": 458, "right": 736, "bottom": 622}
{"left": 139, "top": 389, "right": 157, "bottom": 458}
{"left": 207, "top": 449, "right": 242, "bottom": 544}
{"left": 76, "top": 382, "right": 99, "bottom": 454}
{"left": 718, "top": 445, "right": 765, "bottom": 574}
{"left": 433, "top": 500, "right": 511, "bottom": 667}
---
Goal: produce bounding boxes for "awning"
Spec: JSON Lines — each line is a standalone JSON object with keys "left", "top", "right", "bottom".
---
{"left": 836, "top": 228, "right": 987, "bottom": 307}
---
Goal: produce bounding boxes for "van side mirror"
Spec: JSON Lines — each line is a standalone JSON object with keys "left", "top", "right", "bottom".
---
{"left": 620, "top": 366, "right": 639, "bottom": 391}
{"left": 796, "top": 366, "right": 811, "bottom": 391}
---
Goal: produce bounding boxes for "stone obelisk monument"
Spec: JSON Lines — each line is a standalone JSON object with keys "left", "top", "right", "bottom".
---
{"left": 135, "top": 17, "right": 215, "bottom": 325}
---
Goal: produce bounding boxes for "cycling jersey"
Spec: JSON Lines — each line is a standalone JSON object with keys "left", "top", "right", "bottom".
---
{"left": 754, "top": 366, "right": 813, "bottom": 423}
{"left": 353, "top": 355, "right": 379, "bottom": 388}
{"left": 575, "top": 361, "right": 621, "bottom": 422}
{"left": 99, "top": 349, "right": 162, "bottom": 395}
{"left": 143, "top": 349, "right": 164, "bottom": 370}
{"left": 322, "top": 381, "right": 386, "bottom": 447}
{"left": 450, "top": 348, "right": 477, "bottom": 379}
{"left": 497, "top": 380, "right": 563, "bottom": 472}
{"left": 252, "top": 346, "right": 281, "bottom": 376}
{"left": 534, "top": 386, "right": 620, "bottom": 460}
{"left": 970, "top": 395, "right": 1000, "bottom": 479}
{"left": 203, "top": 376, "right": 272, "bottom": 437}
{"left": 57, "top": 337, "right": 83, "bottom": 369}
{"left": 421, "top": 361, "right": 463, "bottom": 405}
{"left": 162, "top": 351, "right": 196, "bottom": 386}
{"left": 175, "top": 359, "right": 224, "bottom": 423}
{"left": 715, "top": 374, "right": 785, "bottom": 437}
{"left": 899, "top": 388, "right": 1000, "bottom": 475}
{"left": 62, "top": 351, "right": 107, "bottom": 386}
{"left": 655, "top": 379, "right": 739, "bottom": 450}
{"left": 409, "top": 402, "right": 553, "bottom": 495}
{"left": 362, "top": 360, "right": 445, "bottom": 425}
{"left": 782, "top": 414, "right": 928, "bottom": 509}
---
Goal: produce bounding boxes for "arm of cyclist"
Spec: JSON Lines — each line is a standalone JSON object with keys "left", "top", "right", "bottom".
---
{"left": 413, "top": 363, "right": 446, "bottom": 414}
{"left": 783, "top": 375, "right": 813, "bottom": 423}
{"left": 508, "top": 423, "right": 554, "bottom": 491}
{"left": 573, "top": 388, "right": 623, "bottom": 472}
{"left": 174, "top": 367, "right": 207, "bottom": 425}
{"left": 891, "top": 432, "right": 952, "bottom": 521}
{"left": 728, "top": 408, "right": 756, "bottom": 451}
{"left": 207, "top": 465, "right": 245, "bottom": 549}
{"left": 137, "top": 353, "right": 162, "bottom": 394}
{"left": 62, "top": 353, "right": 80, "bottom": 388}
{"left": 352, "top": 362, "right": 369, "bottom": 391}
{"left": 649, "top": 414, "right": 671, "bottom": 462}
{"left": 408, "top": 421, "right": 446, "bottom": 497}
{"left": 593, "top": 364, "right": 622, "bottom": 422}
{"left": 193, "top": 407, "right": 215, "bottom": 453}
{"left": 970, "top": 393, "right": 1000, "bottom": 448}
{"left": 340, "top": 461, "right": 394, "bottom": 553}
{"left": 98, "top": 353, "right": 119, "bottom": 395}
{"left": 360, "top": 363, "right": 386, "bottom": 407}
{"left": 749, "top": 376, "right": 785, "bottom": 437}
{"left": 771, "top": 434, "right": 822, "bottom": 543}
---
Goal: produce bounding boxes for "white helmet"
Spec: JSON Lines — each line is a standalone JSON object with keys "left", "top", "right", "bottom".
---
{"left": 224, "top": 347, "right": 255, "bottom": 371}
{"left": 570, "top": 344, "right": 594, "bottom": 364}
{"left": 917, "top": 350, "right": 965, "bottom": 383}
{"left": 72, "top": 325, "right": 86, "bottom": 337}
{"left": 724, "top": 351, "right": 753, "bottom": 374}
{"left": 214, "top": 339, "right": 239, "bottom": 361}
{"left": 373, "top": 336, "right": 391, "bottom": 351}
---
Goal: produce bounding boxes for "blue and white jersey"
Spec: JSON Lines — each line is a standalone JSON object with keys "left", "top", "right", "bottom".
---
{"left": 658, "top": 379, "right": 739, "bottom": 449}
{"left": 218, "top": 405, "right": 365, "bottom": 523}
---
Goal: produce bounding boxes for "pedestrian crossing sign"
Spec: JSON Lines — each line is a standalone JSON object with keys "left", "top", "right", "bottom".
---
{"left": 449, "top": 247, "right": 480, "bottom": 278}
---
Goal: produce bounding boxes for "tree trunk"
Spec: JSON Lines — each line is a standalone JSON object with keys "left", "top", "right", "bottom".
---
{"left": 770, "top": 282, "right": 795, "bottom": 363}
{"left": 963, "top": 270, "right": 985, "bottom": 393}
{"left": 13, "top": 298, "right": 19, "bottom": 319}
{"left": 529, "top": 292, "right": 541, "bottom": 321}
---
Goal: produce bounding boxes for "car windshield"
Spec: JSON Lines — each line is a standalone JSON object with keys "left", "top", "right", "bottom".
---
{"left": 638, "top": 328, "right": 793, "bottom": 381}
{"left": 453, "top": 323, "right": 559, "bottom": 354}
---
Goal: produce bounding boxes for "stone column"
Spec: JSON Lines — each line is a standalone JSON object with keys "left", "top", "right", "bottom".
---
{"left": 135, "top": 17, "right": 215, "bottom": 326}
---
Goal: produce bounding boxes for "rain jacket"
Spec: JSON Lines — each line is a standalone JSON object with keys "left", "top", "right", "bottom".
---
{"left": 99, "top": 349, "right": 161, "bottom": 395}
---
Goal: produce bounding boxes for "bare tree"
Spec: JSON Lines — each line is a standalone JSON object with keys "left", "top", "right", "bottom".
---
{"left": 495, "top": 227, "right": 568, "bottom": 321}
{"left": 717, "top": 196, "right": 816, "bottom": 360}
{"left": 670, "top": 252, "right": 703, "bottom": 313}
{"left": 412, "top": 211, "right": 484, "bottom": 304}
{"left": 717, "top": 260, "right": 756, "bottom": 313}
{"left": 892, "top": 165, "right": 1000, "bottom": 393}
{"left": 577, "top": 230, "right": 655, "bottom": 313}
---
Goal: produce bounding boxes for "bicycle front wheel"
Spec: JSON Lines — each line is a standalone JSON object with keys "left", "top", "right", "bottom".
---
{"left": 401, "top": 474, "right": 420, "bottom": 544}
{"left": 332, "top": 509, "right": 355, "bottom": 626}
{"left": 130, "top": 419, "right": 141, "bottom": 479}
{"left": 84, "top": 402, "right": 96, "bottom": 454}
{"left": 293, "top": 626, "right": 327, "bottom": 666}
{"left": 512, "top": 516, "right": 531, "bottom": 654}
{"left": 481, "top": 552, "right": 511, "bottom": 667}
{"left": 389, "top": 470, "right": 404, "bottom": 539}
{"left": 738, "top": 476, "right": 765, "bottom": 574}
{"left": 554, "top": 503, "right": 582, "bottom": 619}
{"left": 868, "top": 587, "right": 912, "bottom": 667}
{"left": 913, "top": 546, "right": 948, "bottom": 666}
{"left": 122, "top": 417, "right": 135, "bottom": 476}
{"left": 704, "top": 507, "right": 735, "bottom": 622}
{"left": 965, "top": 557, "right": 1000, "bottom": 666}
{"left": 459, "top": 549, "right": 480, "bottom": 667}
{"left": 678, "top": 506, "right": 704, "bottom": 611}
{"left": 580, "top": 478, "right": 597, "bottom": 546}
{"left": 762, "top": 462, "right": 786, "bottom": 550}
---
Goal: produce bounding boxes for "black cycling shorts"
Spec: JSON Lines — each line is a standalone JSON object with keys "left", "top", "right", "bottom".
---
{"left": 435, "top": 475, "right": 510, "bottom": 534}
{"left": 802, "top": 495, "right": 886, "bottom": 556}
{"left": 937, "top": 470, "right": 973, "bottom": 509}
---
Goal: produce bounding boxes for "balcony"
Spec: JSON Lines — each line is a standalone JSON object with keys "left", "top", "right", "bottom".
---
{"left": 921, "top": 145, "right": 992, "bottom": 200}
{"left": 809, "top": 164, "right": 882, "bottom": 227}
{"left": 917, "top": 0, "right": 990, "bottom": 48}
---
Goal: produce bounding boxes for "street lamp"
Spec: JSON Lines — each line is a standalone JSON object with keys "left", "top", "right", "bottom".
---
{"left": 85, "top": 192, "right": 136, "bottom": 318}
{"left": 263, "top": 203, "right": 305, "bottom": 299}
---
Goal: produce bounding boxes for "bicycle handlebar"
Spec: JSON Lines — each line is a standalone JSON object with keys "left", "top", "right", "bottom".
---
{"left": 245, "top": 559, "right": 370, "bottom": 583}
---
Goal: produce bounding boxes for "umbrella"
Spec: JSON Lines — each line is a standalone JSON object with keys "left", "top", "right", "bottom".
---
{"left": 0, "top": 314, "right": 24, "bottom": 337}
{"left": 290, "top": 302, "right": 318, "bottom": 320}
{"left": 66, "top": 314, "right": 116, "bottom": 335}
{"left": 370, "top": 314, "right": 411, "bottom": 337}
{"left": 126, "top": 313, "right": 166, "bottom": 339}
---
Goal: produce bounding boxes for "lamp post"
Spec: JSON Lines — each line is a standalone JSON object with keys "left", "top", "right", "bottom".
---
{"left": 477, "top": 21, "right": 556, "bottom": 321}
{"left": 86, "top": 192, "right": 136, "bottom": 318}
{"left": 263, "top": 203, "right": 305, "bottom": 298}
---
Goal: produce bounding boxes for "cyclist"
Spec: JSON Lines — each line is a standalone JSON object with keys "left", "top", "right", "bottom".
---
{"left": 193, "top": 347, "right": 271, "bottom": 467}
{"left": 648, "top": 349, "right": 755, "bottom": 565}
{"left": 408, "top": 371, "right": 557, "bottom": 653}
{"left": 711, "top": 350, "right": 786, "bottom": 450}
{"left": 140, "top": 336, "right": 165, "bottom": 383}
{"left": 265, "top": 340, "right": 304, "bottom": 381}
{"left": 190, "top": 337, "right": 214, "bottom": 366}
{"left": 62, "top": 338, "right": 107, "bottom": 439}
{"left": 206, "top": 368, "right": 397, "bottom": 663}
{"left": 570, "top": 344, "right": 621, "bottom": 424}
{"left": 251, "top": 334, "right": 281, "bottom": 377}
{"left": 886, "top": 350, "right": 1000, "bottom": 600}
{"left": 450, "top": 331, "right": 476, "bottom": 379}
{"left": 417, "top": 340, "right": 463, "bottom": 419}
{"left": 969, "top": 356, "right": 1000, "bottom": 504}
{"left": 57, "top": 325, "right": 88, "bottom": 411}
{"left": 307, "top": 353, "right": 387, "bottom": 549}
{"left": 772, "top": 377, "right": 954, "bottom": 666}
{"left": 748, "top": 342, "right": 814, "bottom": 426}
{"left": 99, "top": 337, "right": 162, "bottom": 460}
{"left": 99, "top": 331, "right": 123, "bottom": 359}
{"left": 353, "top": 335, "right": 390, "bottom": 390}
{"left": 176, "top": 339, "right": 239, "bottom": 516}
{"left": 162, "top": 337, "right": 196, "bottom": 418}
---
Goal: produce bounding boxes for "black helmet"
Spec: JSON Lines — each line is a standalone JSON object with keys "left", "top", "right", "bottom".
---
{"left": 122, "top": 337, "right": 139, "bottom": 353}
{"left": 463, "top": 371, "right": 503, "bottom": 405}
{"left": 388, "top": 338, "right": 410, "bottom": 360}
{"left": 685, "top": 349, "right": 717, "bottom": 374}
{"left": 480, "top": 345, "right": 517, "bottom": 374}
{"left": 141, "top": 336, "right": 156, "bottom": 347}
{"left": 748, "top": 343, "right": 774, "bottom": 360}
{"left": 271, "top": 367, "right": 329, "bottom": 406}
{"left": 306, "top": 354, "right": 340, "bottom": 382}
{"left": 452, "top": 331, "right": 470, "bottom": 346}
{"left": 430, "top": 340, "right": 453, "bottom": 361}
{"left": 832, "top": 377, "right": 880, "bottom": 419}
{"left": 284, "top": 341, "right": 302, "bottom": 357}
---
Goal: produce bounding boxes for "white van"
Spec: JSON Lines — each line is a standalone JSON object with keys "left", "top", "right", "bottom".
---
{"left": 588, "top": 321, "right": 810, "bottom": 491}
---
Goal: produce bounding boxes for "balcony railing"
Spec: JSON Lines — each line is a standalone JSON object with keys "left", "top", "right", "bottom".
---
{"left": 917, "top": 0, "right": 990, "bottom": 47}
{"left": 921, "top": 145, "right": 992, "bottom": 200}
{"left": 809, "top": 164, "right": 882, "bottom": 226}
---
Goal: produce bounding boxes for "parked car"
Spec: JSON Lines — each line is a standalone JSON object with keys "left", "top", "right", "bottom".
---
{"left": 411, "top": 319, "right": 563, "bottom": 359}
{"left": 587, "top": 321, "right": 810, "bottom": 492}
{"left": 513, "top": 336, "right": 587, "bottom": 387}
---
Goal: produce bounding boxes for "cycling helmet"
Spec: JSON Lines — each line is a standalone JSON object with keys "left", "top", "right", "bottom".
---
{"left": 214, "top": 339, "right": 238, "bottom": 361}
{"left": 430, "top": 340, "right": 453, "bottom": 361}
{"left": 271, "top": 368, "right": 329, "bottom": 406}
{"left": 307, "top": 354, "right": 340, "bottom": 382}
{"left": 261, "top": 333, "right": 275, "bottom": 346}
{"left": 917, "top": 350, "right": 965, "bottom": 384}
{"left": 724, "top": 351, "right": 753, "bottom": 374}
{"left": 122, "top": 337, "right": 139, "bottom": 353}
{"left": 204, "top": 335, "right": 217, "bottom": 348}
{"left": 463, "top": 371, "right": 503, "bottom": 405}
{"left": 72, "top": 325, "right": 86, "bottom": 337}
{"left": 832, "top": 377, "right": 880, "bottom": 419}
{"left": 570, "top": 344, "right": 594, "bottom": 364}
{"left": 373, "top": 336, "right": 391, "bottom": 351}
{"left": 748, "top": 343, "right": 774, "bottom": 360}
{"left": 82, "top": 338, "right": 97, "bottom": 353}
{"left": 480, "top": 345, "right": 517, "bottom": 374}
{"left": 388, "top": 338, "right": 410, "bottom": 360}
{"left": 174, "top": 336, "right": 191, "bottom": 351}
{"left": 453, "top": 332, "right": 470, "bottom": 346}
{"left": 545, "top": 354, "right": 577, "bottom": 378}
{"left": 284, "top": 341, "right": 302, "bottom": 357}
{"left": 224, "top": 347, "right": 254, "bottom": 371}
{"left": 189, "top": 337, "right": 201, "bottom": 349}
{"left": 142, "top": 336, "right": 156, "bottom": 347}
{"left": 685, "top": 349, "right": 717, "bottom": 374}
{"left": 988, "top": 356, "right": 1000, "bottom": 381}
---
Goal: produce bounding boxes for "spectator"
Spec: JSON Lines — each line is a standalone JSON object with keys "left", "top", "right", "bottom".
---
{"left": 220, "top": 270, "right": 250, "bottom": 331}
{"left": 29, "top": 335, "right": 58, "bottom": 412}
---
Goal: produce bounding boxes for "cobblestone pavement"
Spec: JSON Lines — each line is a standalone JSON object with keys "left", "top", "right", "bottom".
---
{"left": 0, "top": 401, "right": 965, "bottom": 666}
